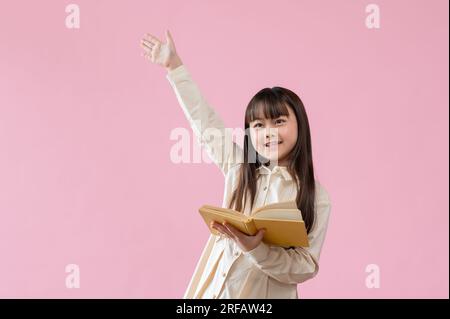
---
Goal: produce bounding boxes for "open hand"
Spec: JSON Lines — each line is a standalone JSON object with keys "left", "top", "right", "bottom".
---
{"left": 140, "top": 30, "right": 182, "bottom": 70}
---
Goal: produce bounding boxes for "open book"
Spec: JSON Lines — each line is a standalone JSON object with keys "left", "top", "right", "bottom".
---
{"left": 198, "top": 201, "right": 309, "bottom": 248}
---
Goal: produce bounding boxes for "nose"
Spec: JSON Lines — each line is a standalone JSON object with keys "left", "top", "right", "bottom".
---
{"left": 265, "top": 127, "right": 277, "bottom": 138}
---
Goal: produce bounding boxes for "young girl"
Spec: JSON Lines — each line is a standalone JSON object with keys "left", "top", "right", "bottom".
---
{"left": 140, "top": 30, "right": 331, "bottom": 299}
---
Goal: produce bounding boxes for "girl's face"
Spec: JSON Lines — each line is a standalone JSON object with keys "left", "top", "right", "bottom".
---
{"left": 249, "top": 104, "right": 298, "bottom": 166}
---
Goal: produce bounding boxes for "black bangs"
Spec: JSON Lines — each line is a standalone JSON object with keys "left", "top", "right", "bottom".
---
{"left": 245, "top": 88, "right": 290, "bottom": 125}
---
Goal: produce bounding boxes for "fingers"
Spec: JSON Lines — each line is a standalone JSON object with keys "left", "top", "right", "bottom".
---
{"left": 144, "top": 33, "right": 161, "bottom": 45}
{"left": 223, "top": 222, "right": 242, "bottom": 238}
{"left": 211, "top": 222, "right": 235, "bottom": 239}
{"left": 140, "top": 38, "right": 154, "bottom": 61}
{"left": 165, "top": 30, "right": 172, "bottom": 42}
{"left": 165, "top": 29, "right": 176, "bottom": 50}
{"left": 141, "top": 52, "right": 151, "bottom": 60}
{"left": 215, "top": 223, "right": 234, "bottom": 238}
{"left": 140, "top": 46, "right": 152, "bottom": 60}
{"left": 140, "top": 39, "right": 154, "bottom": 50}
{"left": 140, "top": 33, "right": 158, "bottom": 56}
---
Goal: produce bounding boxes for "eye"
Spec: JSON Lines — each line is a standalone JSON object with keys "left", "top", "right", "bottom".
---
{"left": 275, "top": 118, "right": 286, "bottom": 125}
{"left": 253, "top": 123, "right": 263, "bottom": 128}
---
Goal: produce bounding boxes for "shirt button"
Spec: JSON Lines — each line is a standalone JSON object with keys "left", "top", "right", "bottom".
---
{"left": 213, "top": 294, "right": 217, "bottom": 298}
{"left": 263, "top": 186, "right": 268, "bottom": 191}
{"left": 234, "top": 251, "right": 239, "bottom": 257}
{"left": 222, "top": 272, "right": 227, "bottom": 277}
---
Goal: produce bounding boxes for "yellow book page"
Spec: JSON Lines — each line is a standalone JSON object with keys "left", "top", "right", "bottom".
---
{"left": 251, "top": 200, "right": 298, "bottom": 216}
{"left": 253, "top": 208, "right": 303, "bottom": 221}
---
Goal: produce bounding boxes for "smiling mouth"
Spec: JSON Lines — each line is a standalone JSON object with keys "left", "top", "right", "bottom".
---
{"left": 265, "top": 141, "right": 282, "bottom": 147}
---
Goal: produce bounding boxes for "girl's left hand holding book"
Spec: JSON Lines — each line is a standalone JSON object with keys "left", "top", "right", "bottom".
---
{"left": 211, "top": 221, "right": 266, "bottom": 252}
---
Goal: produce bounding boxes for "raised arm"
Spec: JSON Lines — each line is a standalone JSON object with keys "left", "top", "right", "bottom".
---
{"left": 140, "top": 30, "right": 243, "bottom": 176}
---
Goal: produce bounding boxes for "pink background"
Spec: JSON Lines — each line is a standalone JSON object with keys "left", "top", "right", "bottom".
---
{"left": 0, "top": 0, "right": 448, "bottom": 298}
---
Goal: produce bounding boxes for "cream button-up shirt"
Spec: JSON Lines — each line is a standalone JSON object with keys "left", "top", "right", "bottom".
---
{"left": 166, "top": 64, "right": 331, "bottom": 299}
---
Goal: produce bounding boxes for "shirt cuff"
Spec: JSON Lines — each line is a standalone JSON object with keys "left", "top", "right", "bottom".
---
{"left": 243, "top": 241, "right": 270, "bottom": 263}
{"left": 165, "top": 64, "right": 188, "bottom": 83}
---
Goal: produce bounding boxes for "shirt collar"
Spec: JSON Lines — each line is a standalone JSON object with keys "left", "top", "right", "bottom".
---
{"left": 256, "top": 165, "right": 292, "bottom": 181}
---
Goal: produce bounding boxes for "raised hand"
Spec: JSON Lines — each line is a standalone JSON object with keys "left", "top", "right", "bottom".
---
{"left": 140, "top": 30, "right": 183, "bottom": 71}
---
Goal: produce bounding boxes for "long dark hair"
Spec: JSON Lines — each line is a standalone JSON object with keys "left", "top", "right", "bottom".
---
{"left": 228, "top": 87, "right": 316, "bottom": 233}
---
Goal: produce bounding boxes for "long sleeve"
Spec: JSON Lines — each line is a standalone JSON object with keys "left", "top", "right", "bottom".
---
{"left": 243, "top": 183, "right": 332, "bottom": 284}
{"left": 166, "top": 65, "right": 243, "bottom": 176}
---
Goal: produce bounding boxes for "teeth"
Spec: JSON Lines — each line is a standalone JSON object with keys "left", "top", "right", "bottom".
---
{"left": 265, "top": 141, "right": 282, "bottom": 147}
